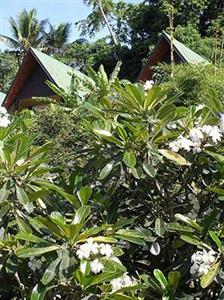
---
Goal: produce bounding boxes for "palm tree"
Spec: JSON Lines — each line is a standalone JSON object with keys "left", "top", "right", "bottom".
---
{"left": 83, "top": 0, "right": 118, "bottom": 45}
{"left": 42, "top": 22, "right": 71, "bottom": 54}
{"left": 0, "top": 9, "right": 47, "bottom": 55}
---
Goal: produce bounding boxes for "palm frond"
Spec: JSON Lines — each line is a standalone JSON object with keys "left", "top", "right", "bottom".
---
{"left": 0, "top": 34, "right": 21, "bottom": 49}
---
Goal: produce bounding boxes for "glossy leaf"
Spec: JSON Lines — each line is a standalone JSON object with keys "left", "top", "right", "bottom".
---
{"left": 123, "top": 150, "right": 137, "bottom": 168}
{"left": 99, "top": 161, "right": 114, "bottom": 179}
{"left": 41, "top": 257, "right": 61, "bottom": 285}
{"left": 142, "top": 159, "right": 156, "bottom": 178}
{"left": 77, "top": 186, "right": 92, "bottom": 206}
{"left": 155, "top": 218, "right": 165, "bottom": 237}
{"left": 16, "top": 245, "right": 61, "bottom": 258}
{"left": 153, "top": 269, "right": 168, "bottom": 290}
{"left": 159, "top": 149, "right": 188, "bottom": 166}
{"left": 200, "top": 261, "right": 221, "bottom": 288}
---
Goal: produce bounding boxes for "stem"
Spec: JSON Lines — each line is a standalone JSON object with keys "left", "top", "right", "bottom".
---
{"left": 169, "top": 3, "right": 175, "bottom": 78}
{"left": 98, "top": 0, "right": 118, "bottom": 45}
{"left": 15, "top": 272, "right": 26, "bottom": 299}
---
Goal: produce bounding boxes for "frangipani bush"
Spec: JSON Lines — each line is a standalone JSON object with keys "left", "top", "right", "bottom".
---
{"left": 1, "top": 63, "right": 224, "bottom": 299}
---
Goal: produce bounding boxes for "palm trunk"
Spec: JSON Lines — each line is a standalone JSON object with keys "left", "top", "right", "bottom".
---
{"left": 98, "top": 0, "right": 118, "bottom": 45}
{"left": 169, "top": 4, "right": 174, "bottom": 78}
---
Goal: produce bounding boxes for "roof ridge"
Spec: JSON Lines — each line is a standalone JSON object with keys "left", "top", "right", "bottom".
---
{"left": 161, "top": 31, "right": 209, "bottom": 64}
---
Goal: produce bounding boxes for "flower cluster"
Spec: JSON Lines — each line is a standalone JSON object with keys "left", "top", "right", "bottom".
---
{"left": 111, "top": 273, "right": 137, "bottom": 293}
{"left": 190, "top": 249, "right": 216, "bottom": 276}
{"left": 0, "top": 107, "right": 10, "bottom": 128}
{"left": 76, "top": 238, "right": 113, "bottom": 274}
{"left": 169, "top": 125, "right": 223, "bottom": 153}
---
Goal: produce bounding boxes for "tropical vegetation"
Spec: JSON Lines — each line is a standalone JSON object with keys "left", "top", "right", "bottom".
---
{"left": 0, "top": 1, "right": 224, "bottom": 299}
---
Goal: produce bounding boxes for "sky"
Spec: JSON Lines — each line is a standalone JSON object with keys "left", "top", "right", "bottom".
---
{"left": 0, "top": 0, "right": 141, "bottom": 50}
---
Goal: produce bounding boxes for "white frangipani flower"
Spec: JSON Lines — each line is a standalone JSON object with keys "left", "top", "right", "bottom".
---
{"left": 169, "top": 136, "right": 193, "bottom": 152}
{"left": 0, "top": 115, "right": 10, "bottom": 128}
{"left": 90, "top": 259, "right": 104, "bottom": 274}
{"left": 28, "top": 257, "right": 43, "bottom": 272}
{"left": 189, "top": 128, "right": 204, "bottom": 143}
{"left": 99, "top": 243, "right": 113, "bottom": 257}
{"left": 201, "top": 125, "right": 222, "bottom": 143}
{"left": 111, "top": 273, "right": 137, "bottom": 292}
{"left": 190, "top": 249, "right": 216, "bottom": 276}
{"left": 77, "top": 242, "right": 93, "bottom": 260}
{"left": 76, "top": 238, "right": 115, "bottom": 260}
{"left": 144, "top": 80, "right": 154, "bottom": 91}
{"left": 167, "top": 122, "right": 177, "bottom": 130}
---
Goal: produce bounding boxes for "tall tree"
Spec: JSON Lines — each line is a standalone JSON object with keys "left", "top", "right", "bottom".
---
{"left": 0, "top": 9, "right": 47, "bottom": 55}
{"left": 42, "top": 22, "right": 71, "bottom": 54}
{"left": 81, "top": 0, "right": 118, "bottom": 45}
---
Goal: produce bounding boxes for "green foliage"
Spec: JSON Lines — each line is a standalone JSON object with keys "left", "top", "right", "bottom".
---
{"left": 0, "top": 50, "right": 18, "bottom": 92}
{"left": 154, "top": 64, "right": 224, "bottom": 106}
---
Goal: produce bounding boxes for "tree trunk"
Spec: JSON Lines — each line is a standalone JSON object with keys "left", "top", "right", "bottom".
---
{"left": 98, "top": 0, "right": 118, "bottom": 45}
{"left": 169, "top": 6, "right": 174, "bottom": 78}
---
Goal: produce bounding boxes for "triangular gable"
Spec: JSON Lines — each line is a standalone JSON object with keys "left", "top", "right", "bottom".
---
{"left": 30, "top": 48, "right": 86, "bottom": 91}
{"left": 3, "top": 48, "right": 86, "bottom": 110}
{"left": 138, "top": 31, "right": 209, "bottom": 81}
{"left": 162, "top": 31, "right": 209, "bottom": 64}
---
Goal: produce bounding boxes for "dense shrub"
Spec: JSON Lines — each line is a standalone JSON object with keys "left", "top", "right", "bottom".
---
{"left": 1, "top": 64, "right": 224, "bottom": 299}
{"left": 154, "top": 64, "right": 224, "bottom": 106}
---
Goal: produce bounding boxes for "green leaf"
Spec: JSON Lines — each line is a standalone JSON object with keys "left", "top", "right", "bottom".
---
{"left": 200, "top": 261, "right": 221, "bottom": 288}
{"left": 16, "top": 233, "right": 49, "bottom": 244}
{"left": 16, "top": 245, "right": 61, "bottom": 258}
{"left": 78, "top": 227, "right": 102, "bottom": 241}
{"left": 114, "top": 229, "right": 146, "bottom": 245}
{"left": 159, "top": 149, "right": 188, "bottom": 166}
{"left": 0, "top": 183, "right": 9, "bottom": 202}
{"left": 175, "top": 213, "right": 202, "bottom": 231}
{"left": 142, "top": 159, "right": 156, "bottom": 178}
{"left": 79, "top": 260, "right": 91, "bottom": 277}
{"left": 15, "top": 215, "right": 32, "bottom": 233}
{"left": 168, "top": 271, "right": 181, "bottom": 290}
{"left": 93, "top": 129, "right": 124, "bottom": 147}
{"left": 111, "top": 293, "right": 136, "bottom": 300}
{"left": 30, "top": 283, "right": 54, "bottom": 300}
{"left": 209, "top": 231, "right": 222, "bottom": 250}
{"left": 91, "top": 236, "right": 117, "bottom": 243}
{"left": 41, "top": 257, "right": 61, "bottom": 285}
{"left": 0, "top": 202, "right": 10, "bottom": 220}
{"left": 86, "top": 260, "right": 126, "bottom": 288}
{"left": 153, "top": 269, "right": 168, "bottom": 290}
{"left": 180, "top": 235, "right": 202, "bottom": 246}
{"left": 36, "top": 216, "right": 64, "bottom": 238}
{"left": 166, "top": 222, "right": 194, "bottom": 233}
{"left": 123, "top": 150, "right": 137, "bottom": 168}
{"left": 155, "top": 218, "right": 165, "bottom": 237}
{"left": 72, "top": 206, "right": 91, "bottom": 226}
{"left": 77, "top": 186, "right": 92, "bottom": 206}
{"left": 202, "top": 210, "right": 219, "bottom": 236}
{"left": 99, "top": 161, "right": 114, "bottom": 179}
{"left": 16, "top": 186, "right": 31, "bottom": 212}
{"left": 59, "top": 250, "right": 71, "bottom": 280}
{"left": 205, "top": 150, "right": 224, "bottom": 163}
{"left": 32, "top": 180, "right": 80, "bottom": 209}
{"left": 210, "top": 187, "right": 224, "bottom": 196}
{"left": 131, "top": 165, "right": 143, "bottom": 179}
